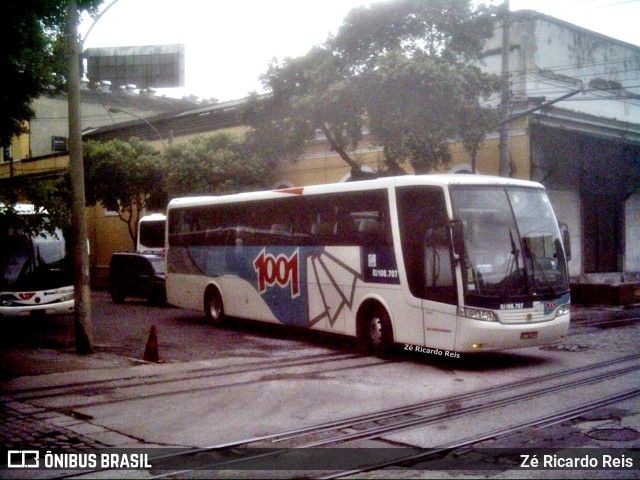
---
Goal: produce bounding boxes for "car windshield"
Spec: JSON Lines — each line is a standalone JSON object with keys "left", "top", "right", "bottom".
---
{"left": 450, "top": 185, "right": 569, "bottom": 301}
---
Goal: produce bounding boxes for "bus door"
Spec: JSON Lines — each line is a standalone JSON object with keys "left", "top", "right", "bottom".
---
{"left": 421, "top": 225, "right": 459, "bottom": 351}
{"left": 396, "top": 186, "right": 459, "bottom": 351}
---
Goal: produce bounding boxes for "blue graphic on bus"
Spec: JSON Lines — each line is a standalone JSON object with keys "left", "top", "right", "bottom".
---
{"left": 187, "top": 246, "right": 321, "bottom": 327}
{"left": 186, "top": 244, "right": 400, "bottom": 328}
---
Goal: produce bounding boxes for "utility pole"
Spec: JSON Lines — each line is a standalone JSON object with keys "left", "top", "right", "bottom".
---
{"left": 498, "top": 0, "right": 511, "bottom": 177}
{"left": 66, "top": 0, "right": 93, "bottom": 354}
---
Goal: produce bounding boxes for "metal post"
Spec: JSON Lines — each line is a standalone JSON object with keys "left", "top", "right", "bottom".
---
{"left": 499, "top": 0, "right": 511, "bottom": 177}
{"left": 66, "top": 0, "right": 93, "bottom": 354}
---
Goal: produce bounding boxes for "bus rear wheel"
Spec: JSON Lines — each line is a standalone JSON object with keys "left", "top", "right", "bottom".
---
{"left": 204, "top": 287, "right": 225, "bottom": 325}
{"left": 360, "top": 304, "right": 393, "bottom": 359}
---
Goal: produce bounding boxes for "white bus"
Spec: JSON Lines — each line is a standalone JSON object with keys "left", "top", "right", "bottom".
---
{"left": 166, "top": 175, "right": 571, "bottom": 356}
{"left": 0, "top": 204, "right": 74, "bottom": 317}
{"left": 137, "top": 213, "right": 166, "bottom": 254}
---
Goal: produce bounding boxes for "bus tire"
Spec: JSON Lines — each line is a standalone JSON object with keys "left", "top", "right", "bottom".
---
{"left": 149, "top": 286, "right": 166, "bottom": 306}
{"left": 204, "top": 287, "right": 225, "bottom": 325}
{"left": 359, "top": 303, "right": 394, "bottom": 359}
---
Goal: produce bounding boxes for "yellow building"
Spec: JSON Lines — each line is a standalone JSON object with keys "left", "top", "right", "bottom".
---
{"left": 84, "top": 97, "right": 536, "bottom": 286}
{"left": 0, "top": 89, "right": 198, "bottom": 286}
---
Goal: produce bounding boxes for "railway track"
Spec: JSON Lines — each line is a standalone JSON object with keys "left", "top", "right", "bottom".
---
{"left": 44, "top": 353, "right": 640, "bottom": 479}
{"left": 569, "top": 314, "right": 640, "bottom": 333}
{"left": 3, "top": 350, "right": 388, "bottom": 411}
{"left": 317, "top": 388, "right": 640, "bottom": 479}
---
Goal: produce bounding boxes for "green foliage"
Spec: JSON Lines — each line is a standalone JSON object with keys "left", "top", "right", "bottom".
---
{"left": 84, "top": 137, "right": 165, "bottom": 247}
{"left": 1, "top": 0, "right": 101, "bottom": 145}
{"left": 247, "top": 0, "right": 499, "bottom": 176}
{"left": 24, "top": 176, "right": 73, "bottom": 234}
{"left": 246, "top": 46, "right": 366, "bottom": 174}
{"left": 0, "top": 175, "right": 71, "bottom": 237}
{"left": 331, "top": 0, "right": 494, "bottom": 65}
{"left": 362, "top": 52, "right": 499, "bottom": 173}
{"left": 165, "top": 133, "right": 273, "bottom": 198}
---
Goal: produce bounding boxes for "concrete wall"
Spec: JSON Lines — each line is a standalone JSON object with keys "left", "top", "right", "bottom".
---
{"left": 87, "top": 205, "right": 137, "bottom": 288}
{"left": 626, "top": 191, "right": 640, "bottom": 273}
{"left": 29, "top": 96, "right": 164, "bottom": 160}
{"left": 483, "top": 11, "right": 640, "bottom": 124}
{"left": 547, "top": 189, "right": 582, "bottom": 278}
{"left": 272, "top": 120, "right": 532, "bottom": 188}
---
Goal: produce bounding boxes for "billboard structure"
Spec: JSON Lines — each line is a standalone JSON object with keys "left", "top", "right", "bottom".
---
{"left": 85, "top": 44, "right": 185, "bottom": 90}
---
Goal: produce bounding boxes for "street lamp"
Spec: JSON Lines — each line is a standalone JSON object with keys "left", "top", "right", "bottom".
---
{"left": 79, "top": 0, "right": 121, "bottom": 79}
{"left": 107, "top": 107, "right": 167, "bottom": 150}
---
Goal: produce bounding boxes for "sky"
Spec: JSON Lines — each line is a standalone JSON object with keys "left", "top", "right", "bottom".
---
{"left": 78, "top": 0, "right": 640, "bottom": 103}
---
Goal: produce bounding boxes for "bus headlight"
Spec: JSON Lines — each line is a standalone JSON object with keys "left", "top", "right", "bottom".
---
{"left": 555, "top": 304, "right": 570, "bottom": 317}
{"left": 458, "top": 307, "right": 497, "bottom": 322}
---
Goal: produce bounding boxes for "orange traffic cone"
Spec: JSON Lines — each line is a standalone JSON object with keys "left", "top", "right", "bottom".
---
{"left": 143, "top": 325, "right": 161, "bottom": 363}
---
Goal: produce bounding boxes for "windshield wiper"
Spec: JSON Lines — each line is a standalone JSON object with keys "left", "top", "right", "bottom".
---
{"left": 507, "top": 230, "right": 520, "bottom": 276}
{"left": 501, "top": 229, "right": 529, "bottom": 293}
{"left": 522, "top": 237, "right": 552, "bottom": 292}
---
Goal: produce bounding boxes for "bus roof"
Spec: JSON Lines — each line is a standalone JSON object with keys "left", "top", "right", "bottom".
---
{"left": 140, "top": 213, "right": 166, "bottom": 222}
{"left": 0, "top": 203, "right": 46, "bottom": 215}
{"left": 167, "top": 174, "right": 545, "bottom": 210}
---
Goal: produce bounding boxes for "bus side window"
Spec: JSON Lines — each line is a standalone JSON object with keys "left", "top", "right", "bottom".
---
{"left": 311, "top": 213, "right": 334, "bottom": 236}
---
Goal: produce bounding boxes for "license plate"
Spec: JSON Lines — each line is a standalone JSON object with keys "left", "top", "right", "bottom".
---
{"left": 521, "top": 331, "right": 538, "bottom": 340}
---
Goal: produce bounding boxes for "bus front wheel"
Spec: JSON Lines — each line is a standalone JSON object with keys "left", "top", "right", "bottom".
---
{"left": 204, "top": 287, "right": 225, "bottom": 325}
{"left": 360, "top": 303, "right": 393, "bottom": 359}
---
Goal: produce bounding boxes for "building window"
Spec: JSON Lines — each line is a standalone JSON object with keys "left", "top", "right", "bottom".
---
{"left": 51, "top": 136, "right": 68, "bottom": 152}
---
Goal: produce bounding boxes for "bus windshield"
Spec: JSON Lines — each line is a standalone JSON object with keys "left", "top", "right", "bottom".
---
{"left": 0, "top": 227, "right": 69, "bottom": 291}
{"left": 138, "top": 214, "right": 166, "bottom": 253}
{"left": 450, "top": 186, "right": 569, "bottom": 301}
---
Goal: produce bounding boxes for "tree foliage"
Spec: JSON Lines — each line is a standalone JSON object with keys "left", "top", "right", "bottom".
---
{"left": 165, "top": 132, "right": 273, "bottom": 198}
{"left": 1, "top": 0, "right": 101, "bottom": 145}
{"left": 0, "top": 175, "right": 71, "bottom": 237}
{"left": 84, "top": 137, "right": 165, "bottom": 247}
{"left": 247, "top": 0, "right": 499, "bottom": 176}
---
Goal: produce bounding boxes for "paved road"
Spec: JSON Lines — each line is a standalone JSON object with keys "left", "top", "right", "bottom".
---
{"left": 3, "top": 290, "right": 639, "bottom": 380}
{"left": 0, "top": 290, "right": 359, "bottom": 379}
{"left": 2, "top": 293, "right": 640, "bottom": 478}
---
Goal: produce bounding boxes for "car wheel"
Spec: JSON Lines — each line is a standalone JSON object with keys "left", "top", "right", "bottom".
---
{"left": 204, "top": 287, "right": 225, "bottom": 325}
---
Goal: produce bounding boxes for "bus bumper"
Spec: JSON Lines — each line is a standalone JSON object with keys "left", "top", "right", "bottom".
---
{"left": 454, "top": 313, "right": 570, "bottom": 352}
{"left": 0, "top": 300, "right": 75, "bottom": 317}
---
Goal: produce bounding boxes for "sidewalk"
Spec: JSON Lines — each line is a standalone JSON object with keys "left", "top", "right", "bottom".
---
{"left": 1, "top": 401, "right": 134, "bottom": 451}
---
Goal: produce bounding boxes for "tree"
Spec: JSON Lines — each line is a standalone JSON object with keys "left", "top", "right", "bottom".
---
{"left": 1, "top": 1, "right": 101, "bottom": 146}
{"left": 165, "top": 133, "right": 274, "bottom": 197}
{"left": 0, "top": 175, "right": 71, "bottom": 236}
{"left": 84, "top": 137, "right": 165, "bottom": 248}
{"left": 246, "top": 0, "right": 499, "bottom": 176}
{"left": 82, "top": 133, "right": 272, "bottom": 249}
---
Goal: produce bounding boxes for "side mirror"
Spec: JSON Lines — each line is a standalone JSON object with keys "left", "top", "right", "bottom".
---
{"left": 449, "top": 220, "right": 465, "bottom": 263}
{"left": 559, "top": 221, "right": 571, "bottom": 261}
